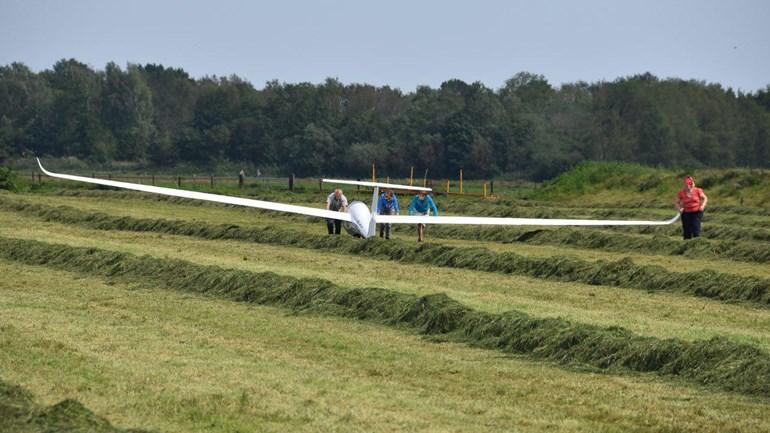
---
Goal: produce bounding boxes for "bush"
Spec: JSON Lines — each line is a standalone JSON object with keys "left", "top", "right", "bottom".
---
{"left": 0, "top": 166, "right": 19, "bottom": 192}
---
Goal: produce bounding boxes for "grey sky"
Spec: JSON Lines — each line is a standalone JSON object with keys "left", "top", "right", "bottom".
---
{"left": 1, "top": 0, "right": 768, "bottom": 92}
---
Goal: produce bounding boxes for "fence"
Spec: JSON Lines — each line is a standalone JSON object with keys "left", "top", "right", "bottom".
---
{"left": 28, "top": 170, "right": 526, "bottom": 198}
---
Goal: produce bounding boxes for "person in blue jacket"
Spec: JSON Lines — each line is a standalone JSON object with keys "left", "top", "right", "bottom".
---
{"left": 408, "top": 190, "right": 439, "bottom": 242}
{"left": 377, "top": 190, "right": 400, "bottom": 239}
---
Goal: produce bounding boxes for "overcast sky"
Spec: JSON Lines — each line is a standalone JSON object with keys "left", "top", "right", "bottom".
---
{"left": 1, "top": 0, "right": 768, "bottom": 92}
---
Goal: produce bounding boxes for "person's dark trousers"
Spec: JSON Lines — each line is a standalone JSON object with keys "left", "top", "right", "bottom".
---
{"left": 379, "top": 208, "right": 395, "bottom": 239}
{"left": 681, "top": 211, "right": 703, "bottom": 239}
{"left": 327, "top": 219, "right": 341, "bottom": 235}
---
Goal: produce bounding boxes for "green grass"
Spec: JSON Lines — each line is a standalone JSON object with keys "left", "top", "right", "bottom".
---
{"left": 527, "top": 161, "right": 770, "bottom": 208}
{"left": 3, "top": 235, "right": 770, "bottom": 398}
{"left": 7, "top": 261, "right": 770, "bottom": 433}
{"left": 3, "top": 199, "right": 769, "bottom": 308}
{"left": 1, "top": 210, "right": 769, "bottom": 352}
{"left": 0, "top": 378, "right": 153, "bottom": 433}
{"left": 3, "top": 164, "right": 770, "bottom": 432}
{"left": 7, "top": 193, "right": 770, "bottom": 280}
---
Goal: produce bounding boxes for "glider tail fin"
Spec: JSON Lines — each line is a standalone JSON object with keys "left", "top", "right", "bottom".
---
{"left": 322, "top": 178, "right": 431, "bottom": 192}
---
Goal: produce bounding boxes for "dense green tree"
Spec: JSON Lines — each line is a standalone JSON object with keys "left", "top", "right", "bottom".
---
{"left": 102, "top": 63, "right": 155, "bottom": 160}
{"left": 1, "top": 60, "right": 769, "bottom": 178}
{"left": 43, "top": 59, "right": 108, "bottom": 160}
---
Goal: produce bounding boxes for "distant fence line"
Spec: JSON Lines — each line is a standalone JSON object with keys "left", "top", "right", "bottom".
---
{"left": 28, "top": 170, "right": 511, "bottom": 198}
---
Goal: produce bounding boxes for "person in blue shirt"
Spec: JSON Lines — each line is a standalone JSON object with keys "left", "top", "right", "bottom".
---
{"left": 377, "top": 190, "right": 400, "bottom": 239}
{"left": 407, "top": 190, "right": 439, "bottom": 242}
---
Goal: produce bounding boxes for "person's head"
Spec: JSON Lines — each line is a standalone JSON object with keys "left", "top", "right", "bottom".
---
{"left": 418, "top": 190, "right": 427, "bottom": 199}
{"left": 684, "top": 176, "right": 695, "bottom": 188}
{"left": 334, "top": 188, "right": 343, "bottom": 199}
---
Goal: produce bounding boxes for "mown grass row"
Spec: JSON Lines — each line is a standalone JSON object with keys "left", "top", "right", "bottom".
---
{"left": 42, "top": 188, "right": 770, "bottom": 234}
{"left": 621, "top": 222, "right": 770, "bottom": 242}
{"left": 0, "top": 379, "right": 152, "bottom": 433}
{"left": 3, "top": 199, "right": 770, "bottom": 307}
{"left": 395, "top": 224, "right": 770, "bottom": 264}
{"left": 1, "top": 236, "right": 769, "bottom": 398}
{"left": 471, "top": 197, "right": 770, "bottom": 217}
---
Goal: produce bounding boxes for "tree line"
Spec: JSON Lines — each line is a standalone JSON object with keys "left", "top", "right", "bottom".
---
{"left": 1, "top": 59, "right": 769, "bottom": 179}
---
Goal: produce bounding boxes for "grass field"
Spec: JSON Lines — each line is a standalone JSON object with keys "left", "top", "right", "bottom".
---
{"left": 2, "top": 164, "right": 770, "bottom": 432}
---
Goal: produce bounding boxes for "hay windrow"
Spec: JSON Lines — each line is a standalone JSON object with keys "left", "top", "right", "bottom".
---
{"left": 37, "top": 188, "right": 770, "bottom": 228}
{"left": 1, "top": 236, "right": 769, "bottom": 398}
{"left": 19, "top": 189, "right": 770, "bottom": 241}
{"left": 0, "top": 378, "right": 154, "bottom": 433}
{"left": 394, "top": 224, "right": 770, "bottom": 264}
{"left": 2, "top": 198, "right": 770, "bottom": 307}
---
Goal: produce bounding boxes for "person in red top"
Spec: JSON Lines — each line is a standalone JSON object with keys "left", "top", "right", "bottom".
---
{"left": 676, "top": 176, "right": 708, "bottom": 239}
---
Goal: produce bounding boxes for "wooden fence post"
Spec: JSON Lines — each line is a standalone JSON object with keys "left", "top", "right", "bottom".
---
{"left": 409, "top": 166, "right": 414, "bottom": 186}
{"left": 490, "top": 181, "right": 494, "bottom": 194}
{"left": 37, "top": 173, "right": 41, "bottom": 184}
{"left": 289, "top": 173, "right": 295, "bottom": 192}
{"left": 459, "top": 169, "right": 463, "bottom": 195}
{"left": 483, "top": 182, "right": 487, "bottom": 198}
{"left": 210, "top": 176, "right": 214, "bottom": 188}
{"left": 177, "top": 176, "right": 181, "bottom": 188}
{"left": 319, "top": 179, "right": 322, "bottom": 192}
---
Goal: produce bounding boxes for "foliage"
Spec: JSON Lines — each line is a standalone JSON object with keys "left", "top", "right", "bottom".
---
{"left": 1, "top": 61, "right": 769, "bottom": 178}
{"left": 0, "top": 165, "right": 19, "bottom": 191}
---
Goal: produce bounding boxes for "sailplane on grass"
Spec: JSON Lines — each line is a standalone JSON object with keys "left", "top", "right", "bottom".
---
{"left": 37, "top": 158, "right": 680, "bottom": 239}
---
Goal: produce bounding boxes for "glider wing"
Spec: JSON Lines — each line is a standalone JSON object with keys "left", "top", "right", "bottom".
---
{"left": 373, "top": 213, "right": 681, "bottom": 226}
{"left": 36, "top": 159, "right": 352, "bottom": 222}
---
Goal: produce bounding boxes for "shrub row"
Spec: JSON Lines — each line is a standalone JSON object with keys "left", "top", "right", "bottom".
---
{"left": 1, "top": 236, "right": 769, "bottom": 398}
{"left": 3, "top": 198, "right": 770, "bottom": 307}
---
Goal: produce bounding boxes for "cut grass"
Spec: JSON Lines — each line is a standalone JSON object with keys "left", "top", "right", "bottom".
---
{"left": 399, "top": 224, "right": 770, "bottom": 265}
{"left": 3, "top": 261, "right": 770, "bottom": 433}
{"left": 2, "top": 212, "right": 770, "bottom": 351}
{"left": 2, "top": 237, "right": 770, "bottom": 400}
{"left": 10, "top": 193, "right": 770, "bottom": 276}
{"left": 24, "top": 188, "right": 770, "bottom": 230}
{"left": 0, "top": 379, "right": 154, "bottom": 433}
{"left": 3, "top": 200, "right": 769, "bottom": 307}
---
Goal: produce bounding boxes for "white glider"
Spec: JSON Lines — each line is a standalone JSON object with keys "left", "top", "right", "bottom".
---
{"left": 38, "top": 159, "right": 680, "bottom": 239}
{"left": 37, "top": 158, "right": 351, "bottom": 222}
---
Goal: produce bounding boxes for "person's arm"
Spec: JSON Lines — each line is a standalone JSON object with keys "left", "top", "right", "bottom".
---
{"left": 341, "top": 195, "right": 348, "bottom": 212}
{"left": 428, "top": 196, "right": 439, "bottom": 216}
{"left": 393, "top": 195, "right": 400, "bottom": 215}
{"left": 699, "top": 190, "right": 708, "bottom": 211}
{"left": 326, "top": 194, "right": 331, "bottom": 211}
{"left": 377, "top": 196, "right": 386, "bottom": 214}
{"left": 675, "top": 192, "right": 684, "bottom": 213}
